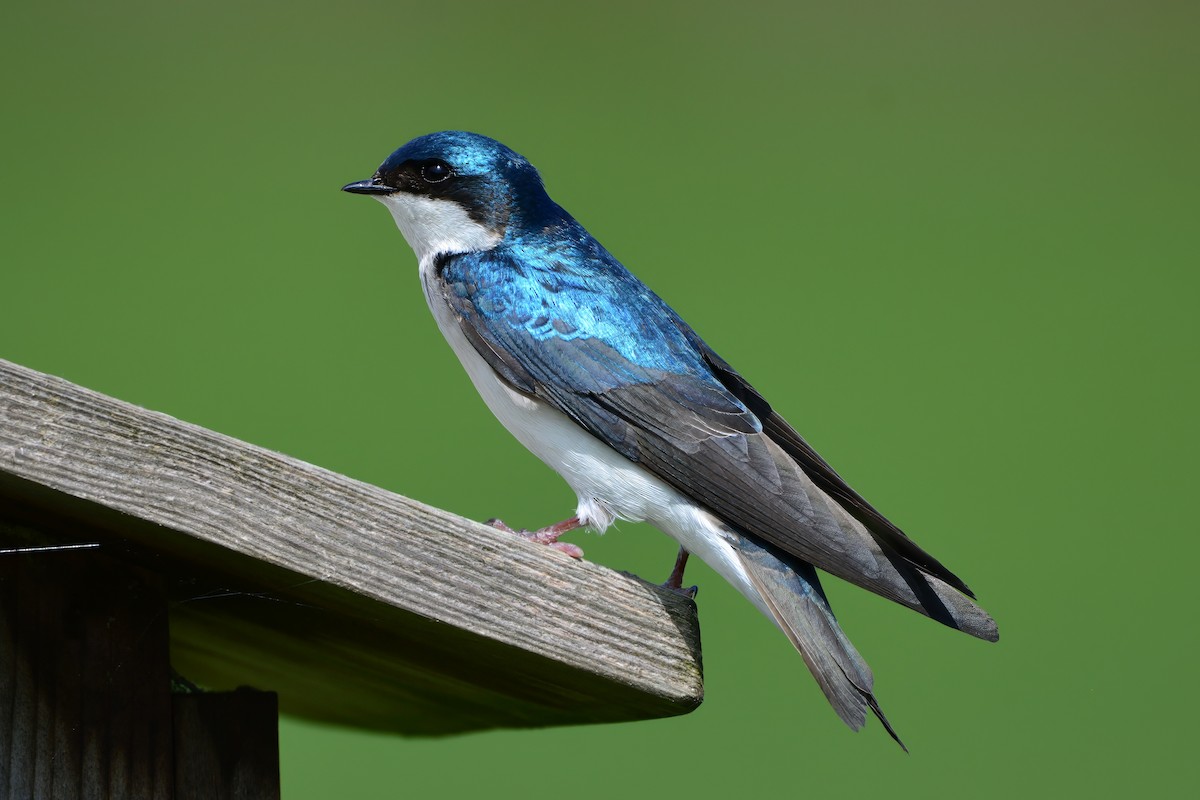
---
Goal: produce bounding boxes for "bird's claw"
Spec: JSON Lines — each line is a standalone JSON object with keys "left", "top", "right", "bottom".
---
{"left": 485, "top": 517, "right": 517, "bottom": 534}
{"left": 663, "top": 583, "right": 699, "bottom": 599}
{"left": 547, "top": 541, "right": 585, "bottom": 559}
{"left": 486, "top": 517, "right": 584, "bottom": 559}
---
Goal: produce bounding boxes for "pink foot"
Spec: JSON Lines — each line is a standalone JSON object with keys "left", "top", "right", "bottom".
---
{"left": 486, "top": 516, "right": 585, "bottom": 560}
{"left": 662, "top": 546, "right": 698, "bottom": 598}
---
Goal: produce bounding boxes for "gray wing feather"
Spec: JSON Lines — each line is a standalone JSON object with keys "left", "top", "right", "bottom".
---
{"left": 599, "top": 384, "right": 998, "bottom": 641}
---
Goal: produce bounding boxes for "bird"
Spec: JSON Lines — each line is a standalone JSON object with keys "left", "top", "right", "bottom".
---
{"left": 343, "top": 131, "right": 997, "bottom": 748}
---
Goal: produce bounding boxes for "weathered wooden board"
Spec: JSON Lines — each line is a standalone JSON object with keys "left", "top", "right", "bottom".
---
{"left": 173, "top": 690, "right": 280, "bottom": 800}
{"left": 0, "top": 550, "right": 174, "bottom": 800}
{"left": 0, "top": 358, "right": 703, "bottom": 734}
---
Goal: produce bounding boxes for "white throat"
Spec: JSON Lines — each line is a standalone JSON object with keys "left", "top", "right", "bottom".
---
{"left": 375, "top": 193, "right": 501, "bottom": 263}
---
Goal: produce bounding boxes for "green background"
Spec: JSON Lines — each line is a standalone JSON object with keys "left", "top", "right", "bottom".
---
{"left": 3, "top": 1, "right": 1195, "bottom": 796}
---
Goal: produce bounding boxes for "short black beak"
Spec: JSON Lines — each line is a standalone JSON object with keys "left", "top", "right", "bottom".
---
{"left": 341, "top": 178, "right": 396, "bottom": 195}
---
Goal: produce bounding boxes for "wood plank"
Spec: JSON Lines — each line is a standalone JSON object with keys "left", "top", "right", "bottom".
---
{"left": 0, "top": 358, "right": 703, "bottom": 733}
{"left": 173, "top": 691, "right": 280, "bottom": 800}
{"left": 0, "top": 549, "right": 174, "bottom": 800}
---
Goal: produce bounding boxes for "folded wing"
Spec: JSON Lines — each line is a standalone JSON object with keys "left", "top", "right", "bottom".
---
{"left": 434, "top": 250, "right": 997, "bottom": 641}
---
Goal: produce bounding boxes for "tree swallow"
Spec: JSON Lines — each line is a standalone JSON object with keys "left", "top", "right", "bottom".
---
{"left": 343, "top": 131, "right": 997, "bottom": 748}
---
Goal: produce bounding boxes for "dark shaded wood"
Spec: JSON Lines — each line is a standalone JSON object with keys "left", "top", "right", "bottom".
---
{"left": 0, "top": 358, "right": 703, "bottom": 733}
{"left": 173, "top": 691, "right": 280, "bottom": 800}
{"left": 0, "top": 548, "right": 173, "bottom": 800}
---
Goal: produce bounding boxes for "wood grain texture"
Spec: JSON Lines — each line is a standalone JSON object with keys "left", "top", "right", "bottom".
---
{"left": 0, "top": 358, "right": 703, "bottom": 733}
{"left": 173, "top": 691, "right": 280, "bottom": 800}
{"left": 0, "top": 549, "right": 174, "bottom": 800}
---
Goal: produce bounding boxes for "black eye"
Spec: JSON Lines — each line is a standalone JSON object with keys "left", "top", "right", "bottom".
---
{"left": 421, "top": 160, "right": 451, "bottom": 183}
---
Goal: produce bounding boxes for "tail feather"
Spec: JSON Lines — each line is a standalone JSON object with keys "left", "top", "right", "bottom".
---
{"left": 735, "top": 534, "right": 907, "bottom": 751}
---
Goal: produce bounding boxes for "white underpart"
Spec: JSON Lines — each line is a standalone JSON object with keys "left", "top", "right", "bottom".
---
{"left": 376, "top": 193, "right": 765, "bottom": 614}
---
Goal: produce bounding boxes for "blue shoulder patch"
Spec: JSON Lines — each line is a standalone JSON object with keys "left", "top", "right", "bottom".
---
{"left": 437, "top": 235, "right": 762, "bottom": 436}
{"left": 445, "top": 233, "right": 712, "bottom": 379}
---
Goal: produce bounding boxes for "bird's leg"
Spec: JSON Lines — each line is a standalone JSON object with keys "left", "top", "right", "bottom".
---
{"left": 486, "top": 516, "right": 584, "bottom": 559}
{"left": 521, "top": 516, "right": 584, "bottom": 547}
{"left": 662, "top": 546, "right": 698, "bottom": 598}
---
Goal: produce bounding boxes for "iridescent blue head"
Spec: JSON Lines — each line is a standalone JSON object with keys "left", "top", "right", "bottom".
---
{"left": 343, "top": 131, "right": 562, "bottom": 263}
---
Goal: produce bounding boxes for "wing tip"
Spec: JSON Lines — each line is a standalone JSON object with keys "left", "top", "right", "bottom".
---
{"left": 923, "top": 572, "right": 1000, "bottom": 642}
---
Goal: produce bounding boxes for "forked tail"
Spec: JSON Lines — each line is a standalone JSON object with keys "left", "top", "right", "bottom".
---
{"left": 734, "top": 534, "right": 907, "bottom": 750}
